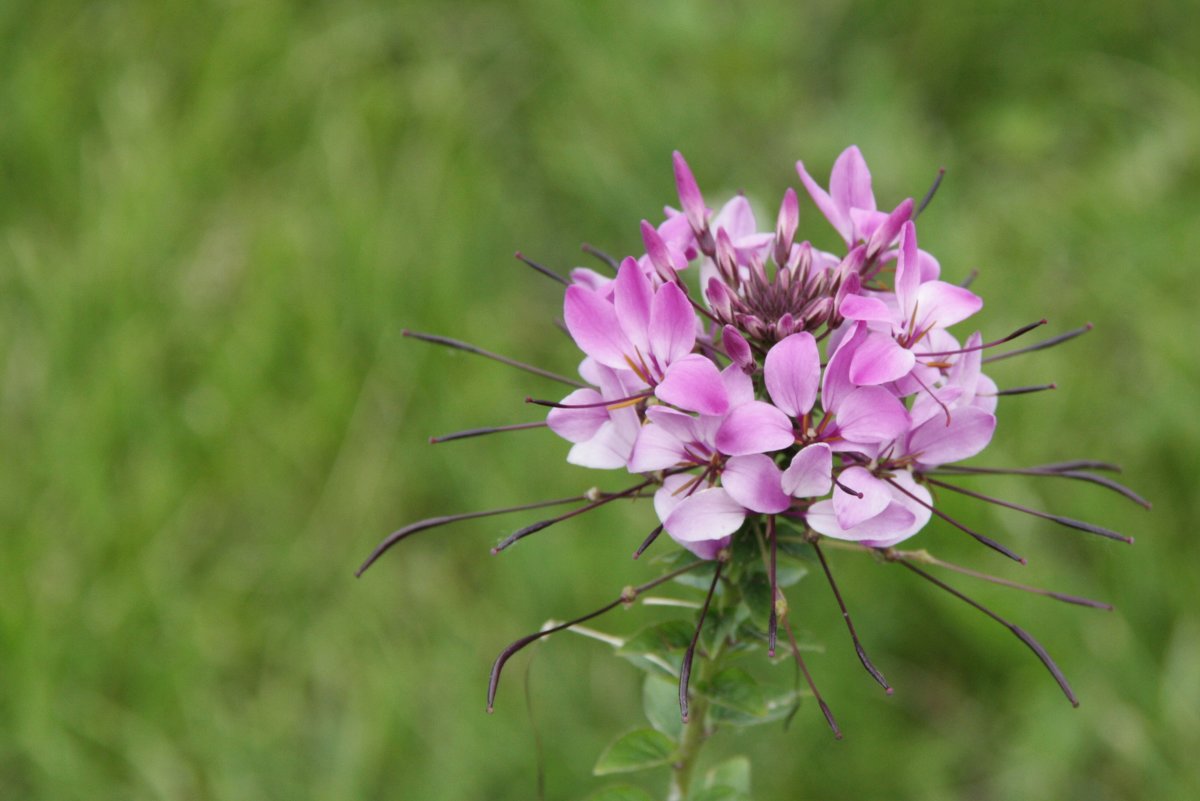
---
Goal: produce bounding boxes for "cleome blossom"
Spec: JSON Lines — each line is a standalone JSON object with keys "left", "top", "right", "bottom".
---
{"left": 361, "top": 147, "right": 1145, "bottom": 734}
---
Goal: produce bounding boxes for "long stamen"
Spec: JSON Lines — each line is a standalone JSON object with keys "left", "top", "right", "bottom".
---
{"left": 982, "top": 323, "right": 1093, "bottom": 364}
{"left": 896, "top": 560, "right": 1079, "bottom": 706}
{"left": 680, "top": 561, "right": 724, "bottom": 722}
{"left": 580, "top": 243, "right": 620, "bottom": 272}
{"left": 782, "top": 614, "right": 842, "bottom": 739}
{"left": 1030, "top": 459, "right": 1120, "bottom": 472}
{"left": 429, "top": 421, "right": 548, "bottom": 444}
{"left": 919, "top": 319, "right": 1047, "bottom": 358}
{"left": 909, "top": 368, "right": 953, "bottom": 425}
{"left": 526, "top": 391, "right": 653, "bottom": 410}
{"left": 925, "top": 465, "right": 1150, "bottom": 509}
{"left": 514, "top": 251, "right": 569, "bottom": 286}
{"left": 887, "top": 548, "right": 1113, "bottom": 610}
{"left": 356, "top": 494, "right": 589, "bottom": 576}
{"left": 487, "top": 559, "right": 707, "bottom": 712}
{"left": 403, "top": 330, "right": 586, "bottom": 388}
{"left": 959, "top": 269, "right": 979, "bottom": 289}
{"left": 924, "top": 479, "right": 1134, "bottom": 544}
{"left": 885, "top": 476, "right": 1026, "bottom": 564}
{"left": 492, "top": 479, "right": 656, "bottom": 553}
{"left": 811, "top": 539, "right": 892, "bottom": 693}
{"left": 914, "top": 167, "right": 946, "bottom": 219}
{"left": 990, "top": 383, "right": 1057, "bottom": 396}
{"left": 632, "top": 524, "right": 664, "bottom": 560}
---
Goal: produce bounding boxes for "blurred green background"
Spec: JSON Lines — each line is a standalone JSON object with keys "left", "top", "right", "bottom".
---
{"left": 2, "top": 0, "right": 1198, "bottom": 799}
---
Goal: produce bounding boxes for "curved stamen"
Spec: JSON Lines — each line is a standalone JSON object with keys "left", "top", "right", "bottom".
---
{"left": 782, "top": 613, "right": 841, "bottom": 739}
{"left": 492, "top": 479, "right": 656, "bottom": 553}
{"left": 811, "top": 538, "right": 892, "bottom": 693}
{"left": 526, "top": 391, "right": 653, "bottom": 410}
{"left": 403, "top": 330, "right": 586, "bottom": 388}
{"left": 919, "top": 319, "right": 1047, "bottom": 358}
{"left": 680, "top": 560, "right": 724, "bottom": 722}
{"left": 514, "top": 251, "right": 569, "bottom": 286}
{"left": 982, "top": 323, "right": 1093, "bottom": 364}
{"left": 429, "top": 421, "right": 548, "bottom": 444}
{"left": 885, "top": 476, "right": 1026, "bottom": 564}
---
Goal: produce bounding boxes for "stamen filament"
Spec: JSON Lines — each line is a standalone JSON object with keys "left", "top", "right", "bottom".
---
{"left": 680, "top": 560, "right": 724, "bottom": 722}
{"left": 356, "top": 494, "right": 590, "bottom": 576}
{"left": 492, "top": 479, "right": 656, "bottom": 553}
{"left": 982, "top": 323, "right": 1093, "bottom": 364}
{"left": 580, "top": 243, "right": 619, "bottom": 272}
{"left": 990, "top": 384, "right": 1057, "bottom": 396}
{"left": 782, "top": 614, "right": 842, "bottom": 739}
{"left": 526, "top": 391, "right": 653, "bottom": 410}
{"left": 812, "top": 539, "right": 892, "bottom": 693}
{"left": 914, "top": 167, "right": 946, "bottom": 219}
{"left": 632, "top": 524, "right": 664, "bottom": 560}
{"left": 486, "top": 559, "right": 708, "bottom": 712}
{"left": 403, "top": 330, "right": 586, "bottom": 388}
{"left": 919, "top": 319, "right": 1047, "bottom": 358}
{"left": 924, "top": 479, "right": 1134, "bottom": 544}
{"left": 924, "top": 465, "right": 1149, "bottom": 509}
{"left": 896, "top": 560, "right": 1079, "bottom": 706}
{"left": 429, "top": 421, "right": 548, "bottom": 444}
{"left": 885, "top": 476, "right": 1027, "bottom": 564}
{"left": 514, "top": 251, "right": 569, "bottom": 286}
{"left": 768, "top": 515, "right": 779, "bottom": 657}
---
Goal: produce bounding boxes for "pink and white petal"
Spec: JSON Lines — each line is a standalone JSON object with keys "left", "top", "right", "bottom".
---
{"left": 834, "top": 386, "right": 911, "bottom": 445}
{"left": 832, "top": 466, "right": 892, "bottom": 529}
{"left": 720, "top": 364, "right": 755, "bottom": 408}
{"left": 546, "top": 388, "right": 608, "bottom": 442}
{"left": 653, "top": 473, "right": 695, "bottom": 524}
{"left": 721, "top": 325, "right": 755, "bottom": 373}
{"left": 714, "top": 401, "right": 795, "bottom": 456}
{"left": 915, "top": 281, "right": 983, "bottom": 330}
{"left": 894, "top": 221, "right": 921, "bottom": 318}
{"left": 872, "top": 471, "right": 934, "bottom": 546}
{"left": 947, "top": 331, "right": 984, "bottom": 398}
{"left": 649, "top": 281, "right": 697, "bottom": 365}
{"left": 864, "top": 198, "right": 913, "bottom": 258}
{"left": 796, "top": 160, "right": 849, "bottom": 243}
{"left": 806, "top": 499, "right": 916, "bottom": 544}
{"left": 972, "top": 374, "right": 999, "bottom": 414}
{"left": 917, "top": 249, "right": 941, "bottom": 282}
{"left": 910, "top": 385, "right": 966, "bottom": 429}
{"left": 569, "top": 267, "right": 614, "bottom": 293}
{"left": 566, "top": 421, "right": 633, "bottom": 470}
{"left": 613, "top": 258, "right": 654, "bottom": 353}
{"left": 849, "top": 207, "right": 889, "bottom": 242}
{"left": 830, "top": 145, "right": 876, "bottom": 217}
{"left": 763, "top": 332, "right": 820, "bottom": 418}
{"left": 628, "top": 422, "right": 692, "bottom": 472}
{"left": 821, "top": 322, "right": 867, "bottom": 413}
{"left": 645, "top": 405, "right": 703, "bottom": 444}
{"left": 564, "top": 285, "right": 633, "bottom": 369}
{"left": 840, "top": 293, "right": 894, "bottom": 323}
{"left": 656, "top": 354, "right": 729, "bottom": 415}
{"left": 664, "top": 487, "right": 746, "bottom": 558}
{"left": 722, "top": 454, "right": 790, "bottom": 514}
{"left": 712, "top": 195, "right": 757, "bottom": 241}
{"left": 672, "top": 151, "right": 707, "bottom": 231}
{"left": 781, "top": 443, "right": 833, "bottom": 498}
{"left": 848, "top": 334, "right": 916, "bottom": 386}
{"left": 907, "top": 407, "right": 996, "bottom": 467}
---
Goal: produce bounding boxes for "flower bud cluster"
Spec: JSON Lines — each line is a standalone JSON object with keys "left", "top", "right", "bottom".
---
{"left": 548, "top": 147, "right": 998, "bottom": 559}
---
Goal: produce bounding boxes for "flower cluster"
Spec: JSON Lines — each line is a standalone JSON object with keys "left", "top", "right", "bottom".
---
{"left": 547, "top": 147, "right": 999, "bottom": 561}
{"left": 361, "top": 147, "right": 1145, "bottom": 744}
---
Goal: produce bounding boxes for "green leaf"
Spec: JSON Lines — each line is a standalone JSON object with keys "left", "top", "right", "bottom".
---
{"left": 740, "top": 571, "right": 773, "bottom": 630}
{"left": 585, "top": 785, "right": 658, "bottom": 801}
{"left": 704, "top": 756, "right": 751, "bottom": 794}
{"left": 616, "top": 620, "right": 694, "bottom": 677}
{"left": 697, "top": 667, "right": 767, "bottom": 717}
{"left": 688, "top": 788, "right": 749, "bottom": 801}
{"left": 775, "top": 562, "right": 808, "bottom": 588}
{"left": 593, "top": 728, "right": 676, "bottom": 776}
{"left": 642, "top": 674, "right": 684, "bottom": 739}
{"left": 708, "top": 688, "right": 800, "bottom": 728}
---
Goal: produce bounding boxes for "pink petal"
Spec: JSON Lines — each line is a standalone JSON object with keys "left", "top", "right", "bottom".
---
{"left": 715, "top": 401, "right": 794, "bottom": 456}
{"left": 914, "top": 281, "right": 983, "bottom": 330}
{"left": 796, "top": 159, "right": 849, "bottom": 243}
{"left": 672, "top": 151, "right": 707, "bottom": 232}
{"left": 864, "top": 198, "right": 912, "bottom": 258}
{"left": 613, "top": 258, "right": 653, "bottom": 354}
{"left": 722, "top": 454, "right": 790, "bottom": 514}
{"left": 774, "top": 187, "right": 799, "bottom": 266}
{"left": 821, "top": 322, "right": 867, "bottom": 413}
{"left": 653, "top": 473, "right": 693, "bottom": 522}
{"left": 830, "top": 145, "right": 876, "bottom": 218}
{"left": 781, "top": 443, "right": 833, "bottom": 497}
{"left": 848, "top": 333, "right": 916, "bottom": 385}
{"left": 712, "top": 195, "right": 757, "bottom": 241}
{"left": 564, "top": 285, "right": 632, "bottom": 370}
{"left": 648, "top": 281, "right": 697, "bottom": 366}
{"left": 834, "top": 386, "right": 910, "bottom": 445}
{"left": 655, "top": 354, "right": 729, "bottom": 415}
{"left": 721, "top": 325, "right": 755, "bottom": 373}
{"left": 720, "top": 364, "right": 755, "bottom": 408}
{"left": 806, "top": 499, "right": 917, "bottom": 544}
{"left": 546, "top": 388, "right": 608, "bottom": 442}
{"left": 840, "top": 293, "right": 894, "bottom": 322}
{"left": 628, "top": 422, "right": 690, "bottom": 472}
{"left": 894, "top": 221, "right": 921, "bottom": 318}
{"left": 663, "top": 487, "right": 746, "bottom": 558}
{"left": 566, "top": 421, "right": 634, "bottom": 469}
{"left": 907, "top": 407, "right": 996, "bottom": 466}
{"left": 763, "top": 332, "right": 820, "bottom": 417}
{"left": 832, "top": 466, "right": 892, "bottom": 529}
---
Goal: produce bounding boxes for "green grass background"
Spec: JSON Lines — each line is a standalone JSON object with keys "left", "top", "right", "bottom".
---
{"left": 2, "top": 1, "right": 1198, "bottom": 799}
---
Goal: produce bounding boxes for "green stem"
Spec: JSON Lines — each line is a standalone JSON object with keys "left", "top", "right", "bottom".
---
{"left": 667, "top": 642, "right": 722, "bottom": 801}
